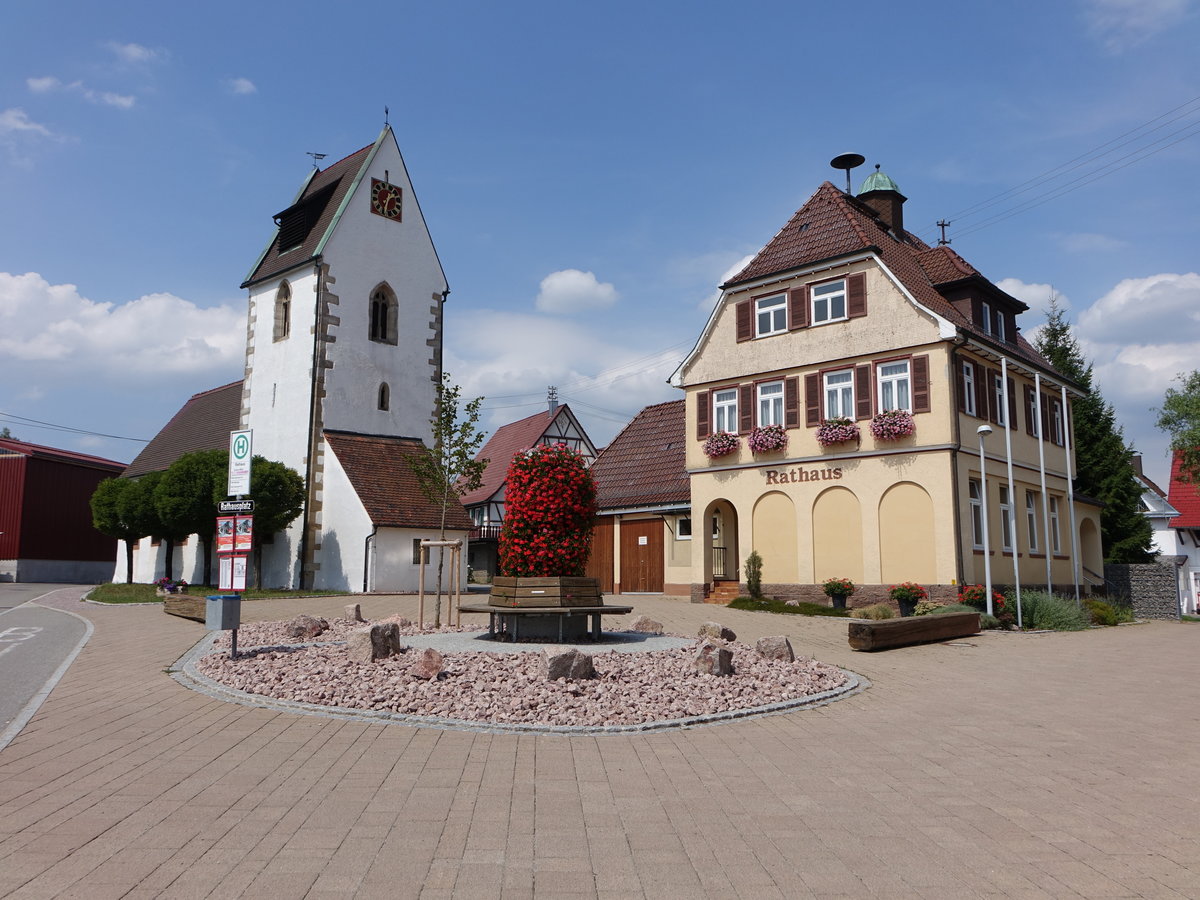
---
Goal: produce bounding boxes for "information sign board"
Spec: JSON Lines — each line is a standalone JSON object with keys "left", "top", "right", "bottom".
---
{"left": 228, "top": 430, "right": 253, "bottom": 496}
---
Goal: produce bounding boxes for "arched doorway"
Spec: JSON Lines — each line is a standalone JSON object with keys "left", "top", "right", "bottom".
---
{"left": 702, "top": 499, "right": 740, "bottom": 587}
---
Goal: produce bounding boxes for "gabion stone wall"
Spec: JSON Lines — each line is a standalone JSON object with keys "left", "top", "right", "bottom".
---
{"left": 1104, "top": 562, "right": 1179, "bottom": 620}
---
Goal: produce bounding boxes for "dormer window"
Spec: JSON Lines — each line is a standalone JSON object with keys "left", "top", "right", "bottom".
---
{"left": 981, "top": 301, "right": 992, "bottom": 335}
{"left": 811, "top": 279, "right": 847, "bottom": 325}
{"left": 994, "top": 308, "right": 1006, "bottom": 342}
{"left": 755, "top": 294, "right": 787, "bottom": 337}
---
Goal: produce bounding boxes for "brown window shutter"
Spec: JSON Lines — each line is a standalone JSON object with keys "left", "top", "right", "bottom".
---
{"left": 788, "top": 286, "right": 809, "bottom": 331}
{"left": 805, "top": 373, "right": 821, "bottom": 427}
{"left": 739, "top": 384, "right": 753, "bottom": 433}
{"left": 696, "top": 389, "right": 710, "bottom": 440}
{"left": 1024, "top": 385, "right": 1035, "bottom": 435}
{"left": 855, "top": 364, "right": 872, "bottom": 420}
{"left": 847, "top": 272, "right": 867, "bottom": 318}
{"left": 1006, "top": 377, "right": 1017, "bottom": 428}
{"left": 957, "top": 362, "right": 967, "bottom": 413}
{"left": 735, "top": 300, "right": 752, "bottom": 342}
{"left": 976, "top": 368, "right": 989, "bottom": 422}
{"left": 784, "top": 376, "right": 800, "bottom": 428}
{"left": 912, "top": 355, "right": 930, "bottom": 413}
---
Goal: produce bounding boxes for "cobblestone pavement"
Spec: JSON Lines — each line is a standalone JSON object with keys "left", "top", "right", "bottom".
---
{"left": 1, "top": 587, "right": 1198, "bottom": 898}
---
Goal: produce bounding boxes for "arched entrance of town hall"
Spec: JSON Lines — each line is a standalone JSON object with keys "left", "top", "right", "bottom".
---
{"left": 701, "top": 499, "right": 740, "bottom": 589}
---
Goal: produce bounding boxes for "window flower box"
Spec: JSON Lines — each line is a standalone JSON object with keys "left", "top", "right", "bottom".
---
{"left": 870, "top": 409, "right": 915, "bottom": 441}
{"left": 815, "top": 417, "right": 860, "bottom": 447}
{"left": 703, "top": 431, "right": 740, "bottom": 459}
{"left": 747, "top": 424, "right": 788, "bottom": 454}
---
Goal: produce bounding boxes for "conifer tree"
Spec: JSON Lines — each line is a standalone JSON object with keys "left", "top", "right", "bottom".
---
{"left": 1035, "top": 297, "right": 1152, "bottom": 564}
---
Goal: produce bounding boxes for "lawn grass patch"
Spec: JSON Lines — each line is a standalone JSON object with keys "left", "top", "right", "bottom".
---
{"left": 727, "top": 597, "right": 850, "bottom": 618}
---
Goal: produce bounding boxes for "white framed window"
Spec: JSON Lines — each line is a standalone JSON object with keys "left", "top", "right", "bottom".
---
{"left": 999, "top": 484, "right": 1013, "bottom": 552}
{"left": 824, "top": 369, "right": 854, "bottom": 419}
{"left": 969, "top": 478, "right": 983, "bottom": 549}
{"left": 1028, "top": 389, "right": 1041, "bottom": 437}
{"left": 713, "top": 389, "right": 738, "bottom": 434}
{"left": 811, "top": 279, "right": 847, "bottom": 325}
{"left": 994, "top": 310, "right": 1006, "bottom": 342}
{"left": 993, "top": 373, "right": 1006, "bottom": 427}
{"left": 1026, "top": 490, "right": 1040, "bottom": 553}
{"left": 1050, "top": 399, "right": 1064, "bottom": 445}
{"left": 962, "top": 362, "right": 976, "bottom": 416}
{"left": 1049, "top": 496, "right": 1061, "bottom": 553}
{"left": 677, "top": 517, "right": 692, "bottom": 540}
{"left": 755, "top": 294, "right": 787, "bottom": 337}
{"left": 758, "top": 381, "right": 784, "bottom": 427}
{"left": 981, "top": 301, "right": 992, "bottom": 334}
{"left": 877, "top": 360, "right": 911, "bottom": 412}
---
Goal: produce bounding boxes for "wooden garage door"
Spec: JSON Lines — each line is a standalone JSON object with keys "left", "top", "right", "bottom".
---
{"left": 586, "top": 518, "right": 614, "bottom": 593}
{"left": 620, "top": 519, "right": 663, "bottom": 593}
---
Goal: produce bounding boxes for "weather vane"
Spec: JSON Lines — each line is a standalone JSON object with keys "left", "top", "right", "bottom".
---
{"left": 306, "top": 152, "right": 326, "bottom": 169}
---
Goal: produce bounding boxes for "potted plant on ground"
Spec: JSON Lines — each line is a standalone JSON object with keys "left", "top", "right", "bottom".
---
{"left": 870, "top": 409, "right": 915, "bottom": 441}
{"left": 816, "top": 417, "right": 860, "bottom": 448}
{"left": 747, "top": 424, "right": 788, "bottom": 454}
{"left": 888, "top": 581, "right": 927, "bottom": 617}
{"left": 703, "top": 431, "right": 740, "bottom": 459}
{"left": 822, "top": 576, "right": 856, "bottom": 610}
{"left": 154, "top": 577, "right": 188, "bottom": 596}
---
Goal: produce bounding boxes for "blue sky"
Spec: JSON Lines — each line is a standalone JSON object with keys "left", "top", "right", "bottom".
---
{"left": 2, "top": 0, "right": 1198, "bottom": 487}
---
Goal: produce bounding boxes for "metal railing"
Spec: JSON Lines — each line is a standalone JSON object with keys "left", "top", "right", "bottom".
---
{"left": 712, "top": 546, "right": 728, "bottom": 580}
{"left": 469, "top": 524, "right": 502, "bottom": 541}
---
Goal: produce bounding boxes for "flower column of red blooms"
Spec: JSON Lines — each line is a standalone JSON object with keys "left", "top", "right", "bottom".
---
{"left": 498, "top": 443, "right": 598, "bottom": 577}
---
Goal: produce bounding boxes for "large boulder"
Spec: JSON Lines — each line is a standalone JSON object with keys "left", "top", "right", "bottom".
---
{"left": 630, "top": 615, "right": 664, "bottom": 634}
{"left": 692, "top": 640, "right": 733, "bottom": 676}
{"left": 412, "top": 647, "right": 444, "bottom": 680}
{"left": 755, "top": 635, "right": 795, "bottom": 662}
{"left": 288, "top": 615, "right": 329, "bottom": 641}
{"left": 543, "top": 648, "right": 596, "bottom": 681}
{"left": 346, "top": 623, "right": 403, "bottom": 663}
{"left": 698, "top": 621, "right": 736, "bottom": 642}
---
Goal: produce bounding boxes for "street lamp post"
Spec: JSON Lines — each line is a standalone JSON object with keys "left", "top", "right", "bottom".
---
{"left": 977, "top": 425, "right": 994, "bottom": 617}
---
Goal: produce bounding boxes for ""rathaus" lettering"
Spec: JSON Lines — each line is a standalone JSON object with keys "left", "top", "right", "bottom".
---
{"left": 763, "top": 467, "right": 843, "bottom": 485}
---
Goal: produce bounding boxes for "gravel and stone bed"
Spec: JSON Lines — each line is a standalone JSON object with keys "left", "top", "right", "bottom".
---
{"left": 194, "top": 616, "right": 853, "bottom": 730}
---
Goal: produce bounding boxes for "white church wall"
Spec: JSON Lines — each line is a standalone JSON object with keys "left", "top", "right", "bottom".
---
{"left": 316, "top": 448, "right": 372, "bottom": 592}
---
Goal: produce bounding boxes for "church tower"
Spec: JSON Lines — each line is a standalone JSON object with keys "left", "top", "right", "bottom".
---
{"left": 239, "top": 126, "right": 448, "bottom": 587}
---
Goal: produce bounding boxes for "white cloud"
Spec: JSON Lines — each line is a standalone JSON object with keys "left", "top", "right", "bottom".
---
{"left": 1055, "top": 232, "right": 1129, "bottom": 254}
{"left": 26, "top": 76, "right": 63, "bottom": 93}
{"left": 534, "top": 269, "right": 618, "bottom": 314}
{"left": 26, "top": 76, "right": 136, "bottom": 109}
{"left": 696, "top": 253, "right": 755, "bottom": 313}
{"left": 88, "top": 90, "right": 136, "bottom": 109}
{"left": 995, "top": 278, "right": 1070, "bottom": 321}
{"left": 227, "top": 77, "right": 257, "bottom": 95}
{"left": 1081, "top": 0, "right": 1192, "bottom": 52}
{"left": 0, "top": 108, "right": 54, "bottom": 137}
{"left": 0, "top": 272, "right": 245, "bottom": 382}
{"left": 1077, "top": 272, "right": 1200, "bottom": 343}
{"left": 107, "top": 42, "right": 164, "bottom": 65}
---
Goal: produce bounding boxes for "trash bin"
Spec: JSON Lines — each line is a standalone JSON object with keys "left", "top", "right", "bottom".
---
{"left": 206, "top": 594, "right": 241, "bottom": 631}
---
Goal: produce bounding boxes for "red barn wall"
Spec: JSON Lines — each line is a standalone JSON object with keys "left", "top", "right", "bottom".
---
{"left": 19, "top": 457, "right": 118, "bottom": 562}
{"left": 0, "top": 455, "right": 27, "bottom": 559}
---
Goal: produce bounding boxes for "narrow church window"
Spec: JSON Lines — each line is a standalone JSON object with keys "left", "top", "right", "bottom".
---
{"left": 273, "top": 282, "right": 291, "bottom": 342}
{"left": 369, "top": 284, "right": 398, "bottom": 345}
{"left": 378, "top": 382, "right": 389, "bottom": 411}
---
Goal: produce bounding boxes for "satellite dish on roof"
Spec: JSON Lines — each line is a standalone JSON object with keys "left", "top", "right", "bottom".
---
{"left": 830, "top": 152, "right": 866, "bottom": 194}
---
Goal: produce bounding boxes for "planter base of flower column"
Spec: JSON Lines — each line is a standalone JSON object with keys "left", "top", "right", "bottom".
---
{"left": 488, "top": 576, "right": 602, "bottom": 608}
{"left": 831, "top": 595, "right": 847, "bottom": 610}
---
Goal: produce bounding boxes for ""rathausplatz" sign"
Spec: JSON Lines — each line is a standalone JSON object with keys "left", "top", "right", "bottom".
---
{"left": 763, "top": 466, "right": 844, "bottom": 485}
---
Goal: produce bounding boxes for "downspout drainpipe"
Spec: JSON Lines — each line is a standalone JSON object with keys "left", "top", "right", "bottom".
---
{"left": 1034, "top": 373, "right": 1052, "bottom": 594}
{"left": 298, "top": 262, "right": 322, "bottom": 590}
{"left": 1062, "top": 384, "right": 1081, "bottom": 604}
{"left": 1001, "top": 357, "right": 1022, "bottom": 628}
{"left": 363, "top": 524, "right": 378, "bottom": 593}
{"left": 949, "top": 339, "right": 966, "bottom": 589}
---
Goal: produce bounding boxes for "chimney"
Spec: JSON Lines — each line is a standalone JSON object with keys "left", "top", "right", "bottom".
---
{"left": 547, "top": 385, "right": 559, "bottom": 415}
{"left": 857, "top": 164, "right": 906, "bottom": 238}
{"left": 1132, "top": 453, "right": 1144, "bottom": 477}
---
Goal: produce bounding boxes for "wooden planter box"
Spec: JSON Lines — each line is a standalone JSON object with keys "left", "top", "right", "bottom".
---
{"left": 848, "top": 611, "right": 979, "bottom": 651}
{"left": 163, "top": 594, "right": 207, "bottom": 622}
{"left": 488, "top": 576, "right": 602, "bottom": 608}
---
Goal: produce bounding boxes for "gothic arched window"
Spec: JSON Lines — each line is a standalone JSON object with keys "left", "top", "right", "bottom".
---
{"left": 369, "top": 283, "right": 398, "bottom": 345}
{"left": 378, "top": 382, "right": 390, "bottom": 411}
{"left": 273, "top": 281, "right": 291, "bottom": 342}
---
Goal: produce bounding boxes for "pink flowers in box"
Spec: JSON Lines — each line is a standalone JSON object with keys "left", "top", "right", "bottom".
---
{"left": 747, "top": 424, "right": 788, "bottom": 454}
{"left": 870, "top": 409, "right": 915, "bottom": 441}
{"left": 816, "top": 417, "right": 860, "bottom": 447}
{"left": 703, "top": 431, "right": 740, "bottom": 459}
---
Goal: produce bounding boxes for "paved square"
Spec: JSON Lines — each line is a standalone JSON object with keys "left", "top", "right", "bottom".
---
{"left": 2, "top": 588, "right": 1198, "bottom": 898}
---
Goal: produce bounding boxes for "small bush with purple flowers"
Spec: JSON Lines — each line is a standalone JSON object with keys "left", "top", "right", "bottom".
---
{"left": 870, "top": 409, "right": 915, "bottom": 440}
{"left": 747, "top": 424, "right": 788, "bottom": 454}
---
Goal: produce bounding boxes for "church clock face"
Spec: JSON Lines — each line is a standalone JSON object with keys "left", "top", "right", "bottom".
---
{"left": 370, "top": 178, "right": 402, "bottom": 221}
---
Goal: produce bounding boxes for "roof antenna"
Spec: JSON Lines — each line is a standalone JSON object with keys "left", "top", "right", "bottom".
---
{"left": 830, "top": 152, "right": 865, "bottom": 194}
{"left": 384, "top": 105, "right": 389, "bottom": 126}
{"left": 306, "top": 152, "right": 326, "bottom": 169}
{"left": 937, "top": 219, "right": 952, "bottom": 246}
{"left": 547, "top": 385, "right": 559, "bottom": 415}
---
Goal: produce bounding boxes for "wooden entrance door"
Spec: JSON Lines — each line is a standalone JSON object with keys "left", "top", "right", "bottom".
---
{"left": 620, "top": 519, "right": 663, "bottom": 593}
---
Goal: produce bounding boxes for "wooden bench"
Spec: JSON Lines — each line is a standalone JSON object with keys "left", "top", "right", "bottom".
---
{"left": 847, "top": 611, "right": 980, "bottom": 651}
{"left": 459, "top": 603, "right": 634, "bottom": 642}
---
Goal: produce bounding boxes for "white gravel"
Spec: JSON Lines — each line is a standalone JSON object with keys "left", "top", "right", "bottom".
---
{"left": 197, "top": 616, "right": 848, "bottom": 728}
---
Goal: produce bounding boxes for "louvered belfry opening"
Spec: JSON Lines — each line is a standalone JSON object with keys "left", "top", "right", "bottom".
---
{"left": 274, "top": 179, "right": 340, "bottom": 253}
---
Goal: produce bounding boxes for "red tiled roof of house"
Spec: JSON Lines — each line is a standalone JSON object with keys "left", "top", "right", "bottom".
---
{"left": 459, "top": 408, "right": 562, "bottom": 507}
{"left": 1166, "top": 451, "right": 1200, "bottom": 528}
{"left": 724, "top": 181, "right": 1057, "bottom": 376}
{"left": 0, "top": 437, "right": 126, "bottom": 471}
{"left": 123, "top": 381, "right": 243, "bottom": 478}
{"left": 324, "top": 430, "right": 471, "bottom": 530}
{"left": 591, "top": 400, "right": 688, "bottom": 510}
{"left": 242, "top": 144, "right": 373, "bottom": 287}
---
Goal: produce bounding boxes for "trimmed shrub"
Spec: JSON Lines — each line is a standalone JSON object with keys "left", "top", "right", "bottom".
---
{"left": 852, "top": 603, "right": 894, "bottom": 620}
{"left": 913, "top": 600, "right": 947, "bottom": 616}
{"left": 1084, "top": 598, "right": 1133, "bottom": 626}
{"left": 744, "top": 551, "right": 764, "bottom": 600}
{"left": 1019, "top": 590, "right": 1091, "bottom": 631}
